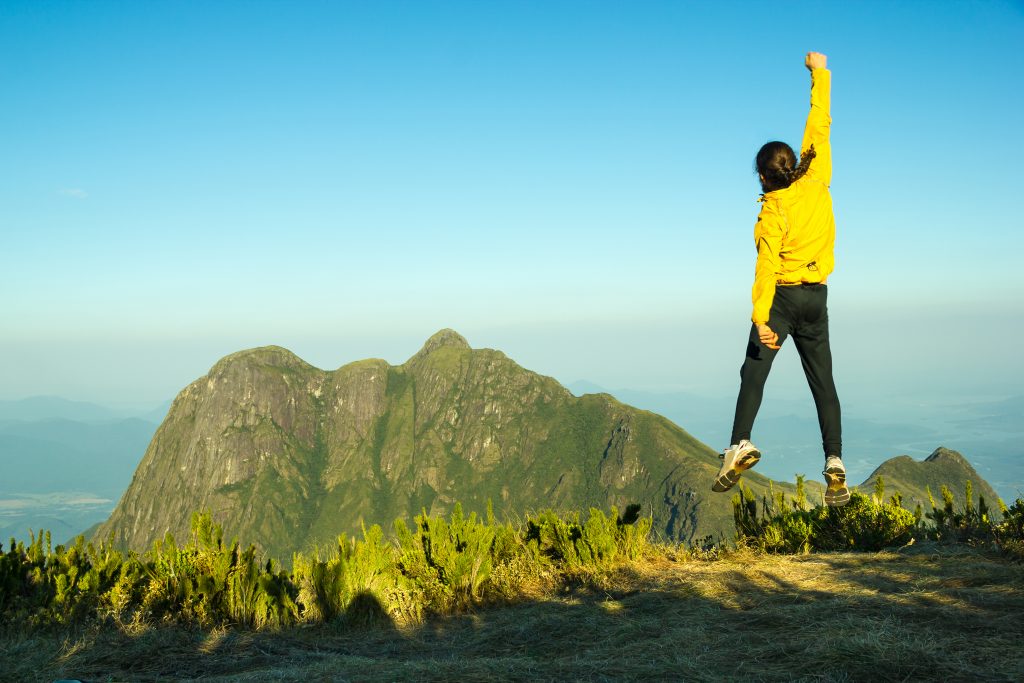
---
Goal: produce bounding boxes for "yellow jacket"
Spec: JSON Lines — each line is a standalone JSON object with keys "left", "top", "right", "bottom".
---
{"left": 751, "top": 68, "right": 835, "bottom": 325}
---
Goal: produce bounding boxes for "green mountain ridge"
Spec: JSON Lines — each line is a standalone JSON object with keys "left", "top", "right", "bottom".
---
{"left": 94, "top": 330, "right": 997, "bottom": 559}
{"left": 860, "top": 446, "right": 1001, "bottom": 511}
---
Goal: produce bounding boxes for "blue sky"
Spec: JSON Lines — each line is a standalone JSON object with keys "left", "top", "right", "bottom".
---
{"left": 2, "top": 0, "right": 1022, "bottom": 408}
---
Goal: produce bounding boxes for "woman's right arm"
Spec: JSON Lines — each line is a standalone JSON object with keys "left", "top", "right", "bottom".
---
{"left": 801, "top": 52, "right": 831, "bottom": 185}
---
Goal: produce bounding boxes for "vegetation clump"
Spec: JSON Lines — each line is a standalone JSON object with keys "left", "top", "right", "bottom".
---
{"left": 733, "top": 475, "right": 1023, "bottom": 557}
{"left": 3, "top": 484, "right": 1022, "bottom": 632}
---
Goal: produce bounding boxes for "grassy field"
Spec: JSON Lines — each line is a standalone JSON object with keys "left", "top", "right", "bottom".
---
{"left": 5, "top": 543, "right": 1022, "bottom": 682}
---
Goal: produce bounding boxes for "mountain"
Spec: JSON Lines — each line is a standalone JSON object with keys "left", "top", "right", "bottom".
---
{"left": 858, "top": 447, "right": 1003, "bottom": 512}
{"left": 94, "top": 331, "right": 1003, "bottom": 560}
{"left": 0, "top": 396, "right": 120, "bottom": 422}
{"left": 139, "top": 400, "right": 174, "bottom": 424}
{"left": 0, "top": 417, "right": 158, "bottom": 546}
{"left": 0, "top": 418, "right": 157, "bottom": 497}
{"left": 0, "top": 515, "right": 79, "bottom": 546}
{"left": 95, "top": 330, "right": 810, "bottom": 558}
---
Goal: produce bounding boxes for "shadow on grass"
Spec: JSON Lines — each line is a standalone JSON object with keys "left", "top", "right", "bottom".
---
{"left": 22, "top": 550, "right": 1024, "bottom": 683}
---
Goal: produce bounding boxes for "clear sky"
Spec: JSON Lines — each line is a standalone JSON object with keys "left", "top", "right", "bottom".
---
{"left": 2, "top": 0, "right": 1023, "bottom": 409}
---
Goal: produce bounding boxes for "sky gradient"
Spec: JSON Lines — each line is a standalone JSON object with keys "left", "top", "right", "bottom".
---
{"left": 3, "top": 1, "right": 1023, "bottom": 411}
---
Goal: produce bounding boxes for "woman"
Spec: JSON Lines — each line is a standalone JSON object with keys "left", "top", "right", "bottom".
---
{"left": 712, "top": 51, "right": 849, "bottom": 506}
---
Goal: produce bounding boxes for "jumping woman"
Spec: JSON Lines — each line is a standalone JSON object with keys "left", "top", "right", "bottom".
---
{"left": 712, "top": 51, "right": 849, "bottom": 506}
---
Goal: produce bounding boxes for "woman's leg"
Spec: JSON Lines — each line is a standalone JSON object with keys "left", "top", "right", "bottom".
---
{"left": 730, "top": 323, "right": 784, "bottom": 446}
{"left": 790, "top": 288, "right": 842, "bottom": 457}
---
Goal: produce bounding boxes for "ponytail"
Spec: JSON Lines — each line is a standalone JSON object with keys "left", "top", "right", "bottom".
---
{"left": 789, "top": 144, "right": 816, "bottom": 184}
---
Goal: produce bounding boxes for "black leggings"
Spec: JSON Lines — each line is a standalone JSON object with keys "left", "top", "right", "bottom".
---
{"left": 730, "top": 283, "right": 842, "bottom": 458}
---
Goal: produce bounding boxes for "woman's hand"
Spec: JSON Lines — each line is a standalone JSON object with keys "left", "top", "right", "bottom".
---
{"left": 757, "top": 324, "right": 781, "bottom": 350}
{"left": 805, "top": 52, "right": 827, "bottom": 71}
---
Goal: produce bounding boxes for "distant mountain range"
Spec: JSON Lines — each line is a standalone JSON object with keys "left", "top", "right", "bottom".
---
{"left": 0, "top": 414, "right": 159, "bottom": 545}
{"left": 0, "top": 418, "right": 156, "bottom": 496}
{"left": 0, "top": 396, "right": 123, "bottom": 422}
{"left": 93, "top": 330, "right": 1002, "bottom": 560}
{"left": 0, "top": 395, "right": 171, "bottom": 424}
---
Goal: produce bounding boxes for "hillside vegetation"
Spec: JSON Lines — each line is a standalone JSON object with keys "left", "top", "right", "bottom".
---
{"left": 3, "top": 485, "right": 1023, "bottom": 681}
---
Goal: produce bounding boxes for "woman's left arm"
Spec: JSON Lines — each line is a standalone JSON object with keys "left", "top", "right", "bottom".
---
{"left": 751, "top": 206, "right": 785, "bottom": 331}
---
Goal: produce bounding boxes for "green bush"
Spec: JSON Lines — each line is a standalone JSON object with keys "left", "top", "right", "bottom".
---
{"left": 812, "top": 492, "right": 917, "bottom": 551}
{"left": 734, "top": 477, "right": 917, "bottom": 553}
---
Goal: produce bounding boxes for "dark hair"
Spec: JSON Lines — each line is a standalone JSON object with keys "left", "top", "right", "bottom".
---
{"left": 755, "top": 142, "right": 816, "bottom": 193}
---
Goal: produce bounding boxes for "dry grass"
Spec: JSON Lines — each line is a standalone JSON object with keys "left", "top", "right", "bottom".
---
{"left": 5, "top": 544, "right": 1022, "bottom": 682}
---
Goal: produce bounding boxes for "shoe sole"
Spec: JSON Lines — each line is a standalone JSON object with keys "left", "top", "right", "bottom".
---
{"left": 712, "top": 450, "right": 761, "bottom": 492}
{"left": 823, "top": 466, "right": 850, "bottom": 506}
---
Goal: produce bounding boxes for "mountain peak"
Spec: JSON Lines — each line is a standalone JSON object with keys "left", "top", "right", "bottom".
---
{"left": 925, "top": 447, "right": 968, "bottom": 467}
{"left": 417, "top": 329, "right": 471, "bottom": 355}
{"left": 210, "top": 345, "right": 311, "bottom": 374}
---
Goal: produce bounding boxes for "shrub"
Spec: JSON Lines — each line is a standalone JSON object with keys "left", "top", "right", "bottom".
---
{"left": 811, "top": 492, "right": 917, "bottom": 551}
{"left": 995, "top": 498, "right": 1024, "bottom": 560}
{"left": 734, "top": 477, "right": 917, "bottom": 553}
{"left": 924, "top": 482, "right": 997, "bottom": 544}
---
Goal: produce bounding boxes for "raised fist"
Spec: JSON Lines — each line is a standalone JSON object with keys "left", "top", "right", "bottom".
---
{"left": 805, "top": 52, "right": 827, "bottom": 71}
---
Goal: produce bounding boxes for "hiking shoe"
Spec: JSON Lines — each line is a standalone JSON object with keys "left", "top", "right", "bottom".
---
{"left": 712, "top": 440, "right": 761, "bottom": 492}
{"left": 823, "top": 455, "right": 850, "bottom": 506}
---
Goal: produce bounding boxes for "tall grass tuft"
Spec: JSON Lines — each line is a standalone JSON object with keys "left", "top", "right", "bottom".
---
{"left": 524, "top": 504, "right": 653, "bottom": 570}
{"left": 295, "top": 523, "right": 419, "bottom": 626}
